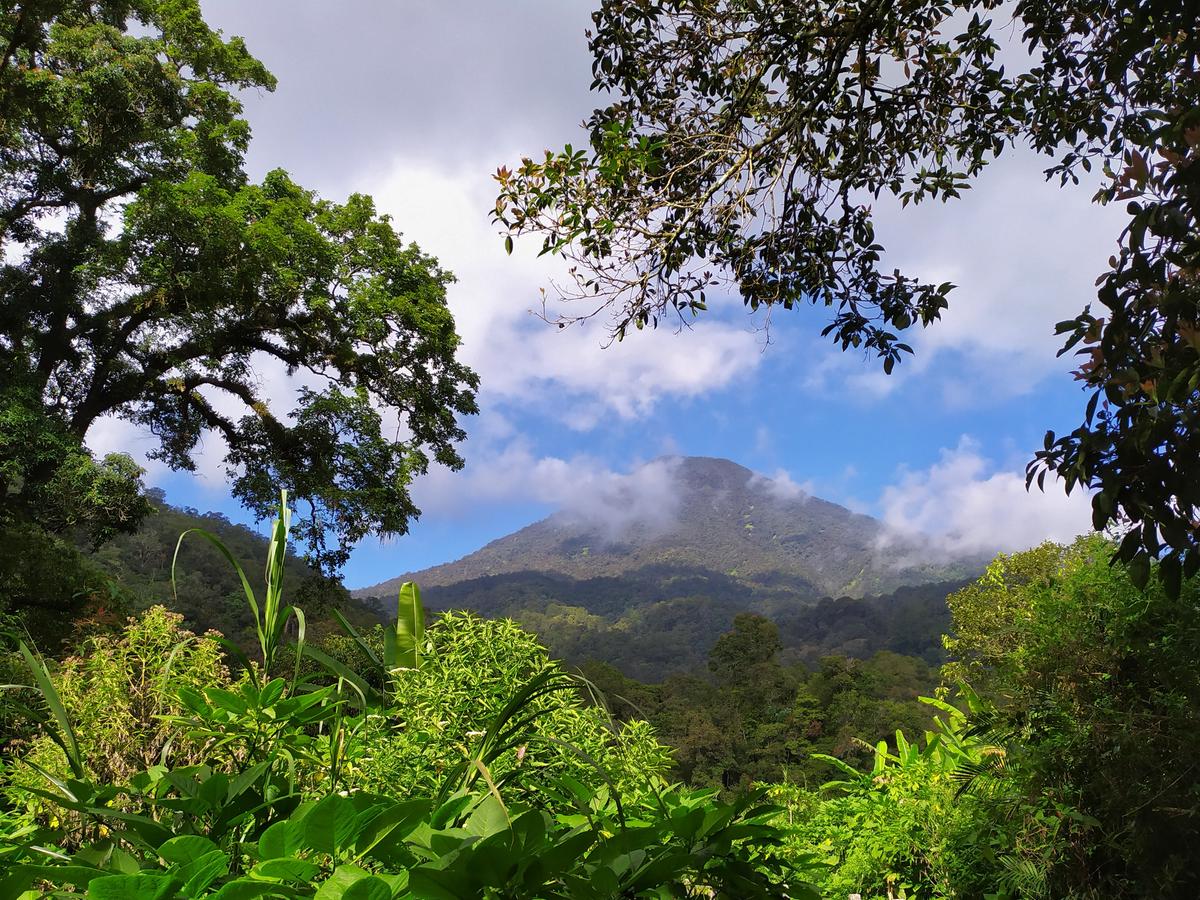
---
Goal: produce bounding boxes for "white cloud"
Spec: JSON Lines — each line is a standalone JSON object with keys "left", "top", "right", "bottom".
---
{"left": 871, "top": 152, "right": 1127, "bottom": 399}
{"left": 878, "top": 436, "right": 1093, "bottom": 556}
{"left": 85, "top": 416, "right": 168, "bottom": 481}
{"left": 361, "top": 159, "right": 765, "bottom": 429}
{"left": 410, "top": 441, "right": 682, "bottom": 539}
{"left": 750, "top": 468, "right": 813, "bottom": 502}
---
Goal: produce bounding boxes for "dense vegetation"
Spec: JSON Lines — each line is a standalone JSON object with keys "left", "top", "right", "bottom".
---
{"left": 2, "top": 0, "right": 1198, "bottom": 896}
{"left": 4, "top": 506, "right": 1199, "bottom": 897}
{"left": 0, "top": 499, "right": 815, "bottom": 898}
{"left": 582, "top": 623, "right": 940, "bottom": 792}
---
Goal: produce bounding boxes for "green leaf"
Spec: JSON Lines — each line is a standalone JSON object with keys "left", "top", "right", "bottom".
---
{"left": 0, "top": 865, "right": 107, "bottom": 899}
{"left": 259, "top": 820, "right": 303, "bottom": 861}
{"left": 87, "top": 874, "right": 182, "bottom": 900}
{"left": 17, "top": 642, "right": 86, "bottom": 778}
{"left": 212, "top": 880, "right": 304, "bottom": 900}
{"left": 252, "top": 858, "right": 322, "bottom": 882}
{"left": 340, "top": 877, "right": 394, "bottom": 900}
{"left": 158, "top": 835, "right": 221, "bottom": 866}
{"left": 179, "top": 851, "right": 231, "bottom": 897}
{"left": 393, "top": 581, "right": 426, "bottom": 670}
{"left": 314, "top": 865, "right": 375, "bottom": 900}
{"left": 352, "top": 799, "right": 430, "bottom": 860}
{"left": 300, "top": 794, "right": 364, "bottom": 855}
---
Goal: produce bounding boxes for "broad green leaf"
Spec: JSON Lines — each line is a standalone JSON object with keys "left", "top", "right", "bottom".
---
{"left": 87, "top": 874, "right": 181, "bottom": 900}
{"left": 393, "top": 581, "right": 426, "bottom": 670}
{"left": 158, "top": 835, "right": 220, "bottom": 866}
{"left": 252, "top": 858, "right": 321, "bottom": 882}
{"left": 314, "top": 864, "right": 374, "bottom": 900}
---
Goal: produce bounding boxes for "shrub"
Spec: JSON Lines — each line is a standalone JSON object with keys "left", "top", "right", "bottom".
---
{"left": 4, "top": 606, "right": 232, "bottom": 841}
{"left": 350, "top": 611, "right": 673, "bottom": 804}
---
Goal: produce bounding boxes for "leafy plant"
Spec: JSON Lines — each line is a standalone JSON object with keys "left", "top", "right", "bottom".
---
{"left": 0, "top": 485, "right": 811, "bottom": 898}
{"left": 172, "top": 491, "right": 306, "bottom": 685}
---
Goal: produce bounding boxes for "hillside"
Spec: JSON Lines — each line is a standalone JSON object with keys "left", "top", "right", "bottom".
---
{"left": 76, "top": 489, "right": 380, "bottom": 650}
{"left": 356, "top": 457, "right": 983, "bottom": 678}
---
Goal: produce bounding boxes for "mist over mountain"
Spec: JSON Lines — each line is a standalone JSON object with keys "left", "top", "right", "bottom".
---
{"left": 356, "top": 457, "right": 984, "bottom": 678}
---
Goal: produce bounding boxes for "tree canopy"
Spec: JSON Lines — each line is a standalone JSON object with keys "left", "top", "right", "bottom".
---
{"left": 0, "top": 0, "right": 477, "bottom": 571}
{"left": 494, "top": 0, "right": 1200, "bottom": 587}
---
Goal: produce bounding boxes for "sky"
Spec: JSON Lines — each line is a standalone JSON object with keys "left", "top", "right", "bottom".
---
{"left": 91, "top": 1, "right": 1115, "bottom": 589}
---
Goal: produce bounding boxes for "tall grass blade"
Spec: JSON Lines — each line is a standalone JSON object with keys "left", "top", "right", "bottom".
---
{"left": 16, "top": 642, "right": 85, "bottom": 779}
{"left": 173, "top": 490, "right": 302, "bottom": 680}
{"left": 332, "top": 609, "right": 383, "bottom": 673}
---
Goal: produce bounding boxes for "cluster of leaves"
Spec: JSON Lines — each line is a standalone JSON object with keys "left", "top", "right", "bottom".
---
{"left": 774, "top": 688, "right": 1082, "bottom": 900}
{"left": 769, "top": 535, "right": 1200, "bottom": 898}
{"left": 0, "top": 496, "right": 814, "bottom": 898}
{"left": 321, "top": 610, "right": 674, "bottom": 805}
{"left": 943, "top": 535, "right": 1200, "bottom": 896}
{"left": 496, "top": 0, "right": 1200, "bottom": 589}
{"left": 5, "top": 607, "right": 230, "bottom": 838}
{"left": 0, "top": 0, "right": 477, "bottom": 578}
{"left": 1, "top": 782, "right": 805, "bottom": 900}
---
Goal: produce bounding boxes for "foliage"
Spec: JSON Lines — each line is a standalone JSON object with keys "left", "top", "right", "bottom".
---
{"left": 496, "top": 0, "right": 1200, "bottom": 584}
{"left": 335, "top": 610, "right": 674, "bottom": 807}
{"left": 171, "top": 489, "right": 306, "bottom": 682}
{"left": 774, "top": 689, "right": 1073, "bottom": 900}
{"left": 0, "top": 0, "right": 477, "bottom": 574}
{"left": 1, "top": 607, "right": 232, "bottom": 842}
{"left": 0, "top": 389, "right": 153, "bottom": 548}
{"left": 943, "top": 535, "right": 1200, "bottom": 896}
{"left": 0, "top": 782, "right": 810, "bottom": 899}
{"left": 768, "top": 538, "right": 1200, "bottom": 898}
{"left": 0, "top": 520, "right": 118, "bottom": 648}
{"left": 0, "top": 492, "right": 808, "bottom": 898}
{"left": 583, "top": 618, "right": 939, "bottom": 793}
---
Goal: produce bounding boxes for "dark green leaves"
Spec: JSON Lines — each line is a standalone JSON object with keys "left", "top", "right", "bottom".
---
{"left": 500, "top": 0, "right": 1200, "bottom": 594}
{"left": 0, "top": 1, "right": 477, "bottom": 576}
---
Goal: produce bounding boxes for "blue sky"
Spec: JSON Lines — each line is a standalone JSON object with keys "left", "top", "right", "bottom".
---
{"left": 91, "top": 1, "right": 1110, "bottom": 589}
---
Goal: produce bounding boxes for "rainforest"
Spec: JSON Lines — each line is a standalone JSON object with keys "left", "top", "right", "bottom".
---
{"left": 2, "top": 1, "right": 1198, "bottom": 898}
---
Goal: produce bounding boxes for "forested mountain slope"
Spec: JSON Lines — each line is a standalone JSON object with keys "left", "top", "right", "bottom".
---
{"left": 69, "top": 489, "right": 380, "bottom": 649}
{"left": 357, "top": 457, "right": 982, "bottom": 677}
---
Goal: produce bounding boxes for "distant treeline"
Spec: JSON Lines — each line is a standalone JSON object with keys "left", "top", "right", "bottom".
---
{"left": 362, "top": 566, "right": 964, "bottom": 680}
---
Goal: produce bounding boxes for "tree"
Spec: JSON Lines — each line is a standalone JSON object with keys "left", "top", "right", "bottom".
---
{"left": 494, "top": 0, "right": 1200, "bottom": 586}
{"left": 708, "top": 612, "right": 782, "bottom": 686}
{"left": 944, "top": 536, "right": 1200, "bottom": 896}
{"left": 0, "top": 1, "right": 478, "bottom": 571}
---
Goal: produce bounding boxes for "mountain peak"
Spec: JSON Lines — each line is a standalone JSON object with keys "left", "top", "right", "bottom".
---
{"left": 666, "top": 455, "right": 755, "bottom": 489}
{"left": 357, "top": 456, "right": 975, "bottom": 602}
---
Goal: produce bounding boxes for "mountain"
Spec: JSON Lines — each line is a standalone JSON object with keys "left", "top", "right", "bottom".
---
{"left": 356, "top": 457, "right": 984, "bottom": 679}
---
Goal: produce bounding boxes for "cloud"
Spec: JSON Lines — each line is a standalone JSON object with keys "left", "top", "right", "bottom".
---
{"left": 870, "top": 152, "right": 1127, "bottom": 400}
{"left": 878, "top": 436, "right": 1094, "bottom": 557}
{"left": 85, "top": 416, "right": 169, "bottom": 481}
{"left": 410, "top": 442, "right": 683, "bottom": 539}
{"left": 361, "top": 159, "right": 765, "bottom": 428}
{"left": 750, "top": 468, "right": 814, "bottom": 502}
{"left": 205, "top": 0, "right": 596, "bottom": 191}
{"left": 788, "top": 150, "right": 1128, "bottom": 408}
